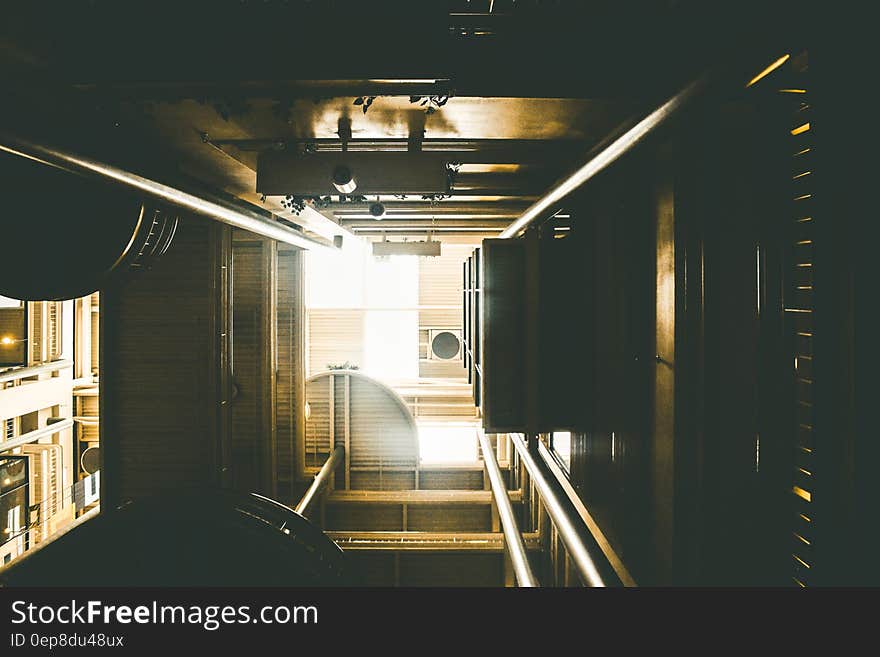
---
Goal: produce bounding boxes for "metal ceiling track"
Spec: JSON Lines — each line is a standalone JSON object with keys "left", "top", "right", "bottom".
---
{"left": 0, "top": 132, "right": 332, "bottom": 250}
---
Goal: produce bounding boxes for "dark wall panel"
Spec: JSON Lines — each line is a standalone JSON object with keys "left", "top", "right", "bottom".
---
{"left": 102, "top": 216, "right": 225, "bottom": 505}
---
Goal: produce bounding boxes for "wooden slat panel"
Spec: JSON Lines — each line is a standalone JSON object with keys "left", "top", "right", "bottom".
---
{"left": 307, "top": 309, "right": 364, "bottom": 375}
{"left": 102, "top": 217, "right": 223, "bottom": 504}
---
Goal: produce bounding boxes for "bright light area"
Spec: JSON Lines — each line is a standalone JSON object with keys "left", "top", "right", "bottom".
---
{"left": 552, "top": 431, "right": 571, "bottom": 472}
{"left": 306, "top": 239, "right": 420, "bottom": 382}
{"left": 0, "top": 296, "right": 22, "bottom": 308}
{"left": 306, "top": 237, "right": 369, "bottom": 309}
{"left": 417, "top": 422, "right": 479, "bottom": 464}
{"left": 364, "top": 310, "right": 418, "bottom": 379}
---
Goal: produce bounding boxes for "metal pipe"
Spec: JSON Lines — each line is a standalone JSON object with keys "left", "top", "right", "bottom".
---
{"left": 509, "top": 433, "right": 621, "bottom": 587}
{"left": 0, "top": 133, "right": 330, "bottom": 250}
{"left": 295, "top": 446, "right": 344, "bottom": 518}
{"left": 500, "top": 77, "right": 705, "bottom": 238}
{"left": 478, "top": 432, "right": 539, "bottom": 587}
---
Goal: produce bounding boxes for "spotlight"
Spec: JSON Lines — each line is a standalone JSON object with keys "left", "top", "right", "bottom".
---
{"left": 331, "top": 165, "right": 357, "bottom": 194}
{"left": 369, "top": 202, "right": 386, "bottom": 219}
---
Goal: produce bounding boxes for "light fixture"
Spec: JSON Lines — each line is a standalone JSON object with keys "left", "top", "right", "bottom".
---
{"left": 1, "top": 336, "right": 15, "bottom": 346}
{"left": 331, "top": 166, "right": 357, "bottom": 194}
{"left": 369, "top": 202, "right": 386, "bottom": 219}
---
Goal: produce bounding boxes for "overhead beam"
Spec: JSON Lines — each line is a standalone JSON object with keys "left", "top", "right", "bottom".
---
{"left": 340, "top": 219, "right": 510, "bottom": 229}
{"left": 327, "top": 531, "right": 542, "bottom": 552}
{"left": 325, "top": 489, "right": 522, "bottom": 505}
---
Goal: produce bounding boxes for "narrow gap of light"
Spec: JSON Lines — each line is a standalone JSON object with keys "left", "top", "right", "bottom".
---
{"left": 793, "top": 171, "right": 811, "bottom": 179}
{"left": 794, "top": 533, "right": 811, "bottom": 546}
{"left": 794, "top": 147, "right": 811, "bottom": 157}
{"left": 755, "top": 434, "right": 760, "bottom": 473}
{"left": 756, "top": 244, "right": 761, "bottom": 316}
{"left": 798, "top": 467, "right": 812, "bottom": 476}
{"left": 793, "top": 554, "right": 811, "bottom": 569}
{"left": 799, "top": 513, "right": 811, "bottom": 523}
{"left": 793, "top": 577, "right": 806, "bottom": 587}
{"left": 791, "top": 123, "right": 810, "bottom": 136}
{"left": 794, "top": 194, "right": 811, "bottom": 201}
{"left": 793, "top": 486, "right": 812, "bottom": 502}
{"left": 746, "top": 54, "right": 790, "bottom": 87}
{"left": 779, "top": 88, "right": 807, "bottom": 94}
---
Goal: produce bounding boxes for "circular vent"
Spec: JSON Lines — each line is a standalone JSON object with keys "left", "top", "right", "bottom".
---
{"left": 80, "top": 446, "right": 100, "bottom": 475}
{"left": 431, "top": 331, "right": 461, "bottom": 360}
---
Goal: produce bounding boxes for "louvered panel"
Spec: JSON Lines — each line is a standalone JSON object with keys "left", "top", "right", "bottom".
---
{"left": 230, "top": 241, "right": 268, "bottom": 493}
{"left": 334, "top": 374, "right": 346, "bottom": 448}
{"left": 90, "top": 296, "right": 100, "bottom": 375}
{"left": 419, "top": 308, "right": 460, "bottom": 327}
{"left": 81, "top": 397, "right": 99, "bottom": 415}
{"left": 307, "top": 309, "right": 364, "bottom": 375}
{"left": 418, "top": 244, "right": 473, "bottom": 329}
{"left": 275, "top": 248, "right": 301, "bottom": 498}
{"left": 398, "top": 554, "right": 503, "bottom": 587}
{"left": 101, "top": 218, "right": 223, "bottom": 503}
{"left": 419, "top": 359, "right": 469, "bottom": 380}
{"left": 782, "top": 52, "right": 814, "bottom": 586}
{"left": 324, "top": 504, "right": 403, "bottom": 531}
{"left": 349, "top": 471, "right": 415, "bottom": 490}
{"left": 29, "top": 302, "right": 42, "bottom": 364}
{"left": 418, "top": 469, "right": 484, "bottom": 490}
{"left": 349, "top": 375, "right": 418, "bottom": 474}
{"left": 407, "top": 505, "right": 491, "bottom": 532}
{"left": 81, "top": 423, "right": 99, "bottom": 441}
{"left": 304, "top": 375, "right": 331, "bottom": 468}
{"left": 22, "top": 443, "right": 63, "bottom": 538}
{"left": 47, "top": 302, "right": 61, "bottom": 360}
{"left": 304, "top": 372, "right": 418, "bottom": 487}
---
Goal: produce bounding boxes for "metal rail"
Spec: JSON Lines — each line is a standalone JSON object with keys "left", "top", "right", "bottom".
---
{"left": 500, "top": 77, "right": 706, "bottom": 238}
{"left": 295, "top": 446, "right": 344, "bottom": 518}
{"left": 0, "top": 359, "right": 72, "bottom": 384}
{"left": 0, "top": 134, "right": 330, "bottom": 251}
{"left": 478, "top": 432, "right": 539, "bottom": 587}
{"left": 509, "top": 433, "right": 622, "bottom": 587}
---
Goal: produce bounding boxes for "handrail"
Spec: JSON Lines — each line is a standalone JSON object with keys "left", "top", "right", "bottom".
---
{"left": 499, "top": 76, "right": 706, "bottom": 239}
{"left": 0, "top": 418, "right": 74, "bottom": 453}
{"left": 509, "top": 433, "right": 622, "bottom": 587}
{"left": 295, "top": 446, "right": 344, "bottom": 518}
{"left": 0, "top": 133, "right": 331, "bottom": 251}
{"left": 478, "top": 431, "right": 539, "bottom": 587}
{"left": 0, "top": 359, "right": 72, "bottom": 384}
